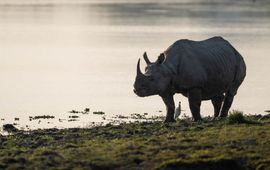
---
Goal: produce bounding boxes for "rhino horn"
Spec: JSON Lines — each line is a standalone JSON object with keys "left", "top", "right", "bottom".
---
{"left": 137, "top": 58, "right": 144, "bottom": 77}
{"left": 143, "top": 52, "right": 152, "bottom": 65}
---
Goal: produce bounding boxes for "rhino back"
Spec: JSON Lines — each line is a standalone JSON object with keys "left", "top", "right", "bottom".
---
{"left": 164, "top": 37, "right": 244, "bottom": 99}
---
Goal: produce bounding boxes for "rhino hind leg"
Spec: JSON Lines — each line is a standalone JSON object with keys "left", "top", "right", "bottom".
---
{"left": 188, "top": 88, "right": 202, "bottom": 121}
{"left": 211, "top": 94, "right": 225, "bottom": 118}
{"left": 162, "top": 95, "right": 176, "bottom": 123}
{"left": 219, "top": 59, "right": 246, "bottom": 117}
{"left": 220, "top": 93, "right": 234, "bottom": 117}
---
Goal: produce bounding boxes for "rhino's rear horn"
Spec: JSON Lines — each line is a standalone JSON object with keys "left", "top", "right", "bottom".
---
{"left": 143, "top": 52, "right": 152, "bottom": 65}
{"left": 137, "top": 58, "right": 143, "bottom": 76}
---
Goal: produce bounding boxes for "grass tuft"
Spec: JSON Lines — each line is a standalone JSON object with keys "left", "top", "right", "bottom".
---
{"left": 227, "top": 110, "right": 260, "bottom": 125}
{"left": 228, "top": 110, "right": 247, "bottom": 124}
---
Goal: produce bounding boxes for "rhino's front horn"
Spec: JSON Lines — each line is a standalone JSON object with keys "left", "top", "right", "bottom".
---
{"left": 137, "top": 58, "right": 144, "bottom": 76}
{"left": 143, "top": 52, "right": 152, "bottom": 65}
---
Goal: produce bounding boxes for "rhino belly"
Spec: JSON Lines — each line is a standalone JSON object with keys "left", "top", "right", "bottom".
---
{"left": 201, "top": 77, "right": 234, "bottom": 100}
{"left": 173, "top": 77, "right": 230, "bottom": 100}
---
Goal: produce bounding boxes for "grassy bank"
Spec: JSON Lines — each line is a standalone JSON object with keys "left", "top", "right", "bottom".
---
{"left": 0, "top": 113, "right": 270, "bottom": 170}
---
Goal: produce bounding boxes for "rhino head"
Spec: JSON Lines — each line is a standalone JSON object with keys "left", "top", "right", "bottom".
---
{"left": 133, "top": 52, "right": 171, "bottom": 97}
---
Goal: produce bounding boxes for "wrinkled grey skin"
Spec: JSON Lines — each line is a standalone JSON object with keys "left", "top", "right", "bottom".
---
{"left": 133, "top": 36, "right": 246, "bottom": 122}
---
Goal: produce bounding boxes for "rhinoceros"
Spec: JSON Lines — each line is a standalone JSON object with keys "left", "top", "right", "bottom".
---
{"left": 133, "top": 36, "right": 246, "bottom": 122}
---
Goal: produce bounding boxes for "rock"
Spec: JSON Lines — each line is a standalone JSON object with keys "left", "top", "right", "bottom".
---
{"left": 3, "top": 124, "right": 19, "bottom": 133}
{"left": 84, "top": 108, "right": 90, "bottom": 112}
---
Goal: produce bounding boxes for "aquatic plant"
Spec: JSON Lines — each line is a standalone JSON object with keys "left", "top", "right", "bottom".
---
{"left": 93, "top": 111, "right": 105, "bottom": 115}
{"left": 29, "top": 115, "right": 55, "bottom": 120}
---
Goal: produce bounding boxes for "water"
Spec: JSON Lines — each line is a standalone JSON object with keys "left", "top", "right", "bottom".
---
{"left": 0, "top": 0, "right": 270, "bottom": 130}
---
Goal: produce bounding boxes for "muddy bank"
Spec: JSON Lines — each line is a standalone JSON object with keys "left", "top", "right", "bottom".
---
{"left": 0, "top": 113, "right": 270, "bottom": 170}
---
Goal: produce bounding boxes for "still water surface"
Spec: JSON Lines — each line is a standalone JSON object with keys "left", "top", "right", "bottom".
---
{"left": 0, "top": 0, "right": 270, "bottom": 130}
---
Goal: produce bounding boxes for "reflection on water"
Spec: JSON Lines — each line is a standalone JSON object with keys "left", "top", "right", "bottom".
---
{"left": 0, "top": 0, "right": 270, "bottom": 130}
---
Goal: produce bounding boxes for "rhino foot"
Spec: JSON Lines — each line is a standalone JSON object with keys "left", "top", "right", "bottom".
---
{"left": 211, "top": 117, "right": 219, "bottom": 121}
{"left": 193, "top": 118, "right": 202, "bottom": 122}
{"left": 164, "top": 118, "right": 176, "bottom": 123}
{"left": 212, "top": 116, "right": 226, "bottom": 121}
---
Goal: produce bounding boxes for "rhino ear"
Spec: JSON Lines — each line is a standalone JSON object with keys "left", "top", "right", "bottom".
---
{"left": 157, "top": 53, "right": 165, "bottom": 64}
{"left": 143, "top": 52, "right": 152, "bottom": 65}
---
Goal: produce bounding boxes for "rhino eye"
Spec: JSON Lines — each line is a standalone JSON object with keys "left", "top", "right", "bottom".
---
{"left": 149, "top": 77, "right": 154, "bottom": 81}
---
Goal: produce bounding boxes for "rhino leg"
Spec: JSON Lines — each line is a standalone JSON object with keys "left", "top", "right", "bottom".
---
{"left": 162, "top": 95, "right": 175, "bottom": 123}
{"left": 188, "top": 88, "right": 202, "bottom": 121}
{"left": 211, "top": 94, "right": 225, "bottom": 118}
{"left": 220, "top": 93, "right": 234, "bottom": 117}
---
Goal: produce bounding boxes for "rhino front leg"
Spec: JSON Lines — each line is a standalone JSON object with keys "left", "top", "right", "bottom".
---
{"left": 211, "top": 94, "right": 225, "bottom": 118}
{"left": 162, "top": 95, "right": 175, "bottom": 123}
{"left": 188, "top": 88, "right": 202, "bottom": 121}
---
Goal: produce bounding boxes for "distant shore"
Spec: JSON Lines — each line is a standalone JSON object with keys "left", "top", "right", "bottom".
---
{"left": 0, "top": 113, "right": 269, "bottom": 169}
{"left": 0, "top": 0, "right": 200, "bottom": 5}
